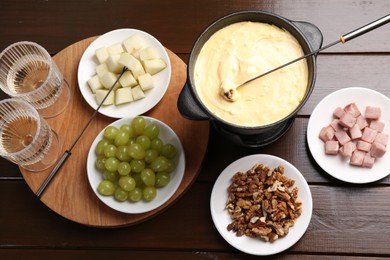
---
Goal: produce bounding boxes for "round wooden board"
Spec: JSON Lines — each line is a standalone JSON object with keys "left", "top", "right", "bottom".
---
{"left": 20, "top": 37, "right": 209, "bottom": 227}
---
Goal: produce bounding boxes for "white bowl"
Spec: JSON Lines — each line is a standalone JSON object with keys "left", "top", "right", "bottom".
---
{"left": 87, "top": 116, "right": 185, "bottom": 214}
{"left": 78, "top": 28, "right": 171, "bottom": 118}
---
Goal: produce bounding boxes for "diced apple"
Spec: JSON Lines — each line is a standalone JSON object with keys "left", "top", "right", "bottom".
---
{"left": 137, "top": 73, "right": 154, "bottom": 91}
{"left": 87, "top": 75, "right": 103, "bottom": 93}
{"left": 107, "top": 43, "right": 124, "bottom": 55}
{"left": 115, "top": 87, "right": 133, "bottom": 105}
{"left": 132, "top": 85, "right": 145, "bottom": 100}
{"left": 139, "top": 47, "right": 160, "bottom": 61}
{"left": 142, "top": 58, "right": 167, "bottom": 75}
{"left": 96, "top": 63, "right": 109, "bottom": 78}
{"left": 118, "top": 52, "right": 145, "bottom": 79}
{"left": 106, "top": 54, "right": 123, "bottom": 73}
{"left": 100, "top": 72, "right": 120, "bottom": 89}
{"left": 119, "top": 70, "right": 137, "bottom": 88}
{"left": 95, "top": 89, "right": 114, "bottom": 106}
{"left": 95, "top": 47, "right": 109, "bottom": 64}
{"left": 123, "top": 34, "right": 145, "bottom": 54}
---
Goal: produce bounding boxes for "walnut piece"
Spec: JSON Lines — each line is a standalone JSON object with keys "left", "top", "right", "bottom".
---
{"left": 226, "top": 163, "right": 302, "bottom": 242}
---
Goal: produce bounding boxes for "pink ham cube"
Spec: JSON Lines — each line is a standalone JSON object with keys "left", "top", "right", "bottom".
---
{"left": 333, "top": 107, "right": 345, "bottom": 118}
{"left": 344, "top": 103, "right": 361, "bottom": 117}
{"left": 319, "top": 126, "right": 335, "bottom": 142}
{"left": 362, "top": 153, "right": 375, "bottom": 168}
{"left": 370, "top": 142, "right": 387, "bottom": 158}
{"left": 357, "top": 140, "right": 372, "bottom": 152}
{"left": 339, "top": 141, "right": 356, "bottom": 157}
{"left": 374, "top": 132, "right": 389, "bottom": 147}
{"left": 325, "top": 141, "right": 339, "bottom": 155}
{"left": 334, "top": 130, "right": 351, "bottom": 146}
{"left": 338, "top": 112, "right": 357, "bottom": 128}
{"left": 330, "top": 119, "right": 344, "bottom": 132}
{"left": 361, "top": 127, "right": 378, "bottom": 143}
{"left": 356, "top": 115, "right": 368, "bottom": 130}
{"left": 370, "top": 120, "right": 385, "bottom": 132}
{"left": 349, "top": 124, "right": 362, "bottom": 140}
{"left": 365, "top": 106, "right": 381, "bottom": 120}
{"left": 350, "top": 150, "right": 366, "bottom": 166}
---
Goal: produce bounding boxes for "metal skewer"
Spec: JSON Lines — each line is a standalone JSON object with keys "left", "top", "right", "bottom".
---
{"left": 36, "top": 67, "right": 128, "bottom": 198}
{"left": 223, "top": 13, "right": 390, "bottom": 101}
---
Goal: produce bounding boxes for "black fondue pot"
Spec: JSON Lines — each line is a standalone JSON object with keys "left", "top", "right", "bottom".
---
{"left": 177, "top": 11, "right": 323, "bottom": 147}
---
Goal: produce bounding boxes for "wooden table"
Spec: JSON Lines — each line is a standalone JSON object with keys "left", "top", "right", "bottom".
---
{"left": 1, "top": 0, "right": 390, "bottom": 258}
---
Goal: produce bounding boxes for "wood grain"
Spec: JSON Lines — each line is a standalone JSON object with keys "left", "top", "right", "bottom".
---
{"left": 18, "top": 37, "right": 209, "bottom": 227}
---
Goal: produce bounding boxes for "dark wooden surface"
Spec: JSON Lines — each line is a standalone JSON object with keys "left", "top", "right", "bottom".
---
{"left": 1, "top": 0, "right": 390, "bottom": 258}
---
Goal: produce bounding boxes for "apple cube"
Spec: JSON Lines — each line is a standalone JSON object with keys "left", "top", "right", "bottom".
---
{"left": 138, "top": 73, "right": 154, "bottom": 91}
{"left": 118, "top": 52, "right": 145, "bottom": 79}
{"left": 100, "top": 72, "right": 120, "bottom": 89}
{"left": 106, "top": 54, "right": 123, "bottom": 73}
{"left": 119, "top": 70, "right": 137, "bottom": 88}
{"left": 95, "top": 47, "right": 109, "bottom": 64}
{"left": 95, "top": 89, "right": 114, "bottom": 106}
{"left": 123, "top": 34, "right": 145, "bottom": 54}
{"left": 142, "top": 58, "right": 167, "bottom": 75}
{"left": 107, "top": 43, "right": 124, "bottom": 55}
{"left": 132, "top": 85, "right": 145, "bottom": 100}
{"left": 139, "top": 47, "right": 160, "bottom": 61}
{"left": 96, "top": 63, "right": 109, "bottom": 78}
{"left": 87, "top": 75, "right": 103, "bottom": 93}
{"left": 115, "top": 87, "right": 133, "bottom": 105}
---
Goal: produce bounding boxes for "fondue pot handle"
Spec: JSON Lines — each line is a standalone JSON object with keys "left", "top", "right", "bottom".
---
{"left": 293, "top": 21, "right": 323, "bottom": 53}
{"left": 177, "top": 81, "right": 210, "bottom": 120}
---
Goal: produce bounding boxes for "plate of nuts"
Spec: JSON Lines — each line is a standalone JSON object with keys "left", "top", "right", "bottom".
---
{"left": 210, "top": 154, "right": 312, "bottom": 256}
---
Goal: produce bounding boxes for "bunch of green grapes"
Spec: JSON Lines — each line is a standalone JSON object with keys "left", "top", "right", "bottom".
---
{"left": 95, "top": 116, "right": 177, "bottom": 202}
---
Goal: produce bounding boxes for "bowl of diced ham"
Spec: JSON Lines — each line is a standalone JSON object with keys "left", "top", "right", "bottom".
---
{"left": 307, "top": 87, "right": 390, "bottom": 184}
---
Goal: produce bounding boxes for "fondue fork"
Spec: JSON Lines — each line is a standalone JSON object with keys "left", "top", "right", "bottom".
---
{"left": 223, "top": 14, "right": 390, "bottom": 101}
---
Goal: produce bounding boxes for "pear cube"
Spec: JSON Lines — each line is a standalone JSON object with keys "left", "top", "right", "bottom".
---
{"left": 119, "top": 70, "right": 137, "bottom": 88}
{"left": 107, "top": 43, "right": 124, "bottom": 55}
{"left": 95, "top": 89, "right": 114, "bottom": 106}
{"left": 142, "top": 58, "right": 167, "bottom": 75}
{"left": 106, "top": 54, "right": 123, "bottom": 73}
{"left": 132, "top": 85, "right": 145, "bottom": 101}
{"left": 137, "top": 73, "right": 154, "bottom": 91}
{"left": 87, "top": 75, "right": 103, "bottom": 93}
{"left": 118, "top": 52, "right": 145, "bottom": 79}
{"left": 96, "top": 63, "right": 109, "bottom": 78}
{"left": 115, "top": 87, "right": 134, "bottom": 105}
{"left": 139, "top": 47, "right": 160, "bottom": 61}
{"left": 123, "top": 34, "right": 145, "bottom": 54}
{"left": 95, "top": 47, "right": 109, "bottom": 64}
{"left": 100, "top": 72, "right": 120, "bottom": 89}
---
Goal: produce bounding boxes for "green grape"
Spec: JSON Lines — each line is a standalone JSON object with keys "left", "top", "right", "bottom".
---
{"left": 115, "top": 145, "right": 131, "bottom": 162}
{"left": 118, "top": 176, "right": 136, "bottom": 191}
{"left": 140, "top": 168, "right": 156, "bottom": 186}
{"left": 150, "top": 138, "right": 163, "bottom": 153}
{"left": 128, "top": 143, "right": 146, "bottom": 160}
{"left": 103, "top": 144, "right": 117, "bottom": 158}
{"left": 114, "top": 130, "right": 130, "bottom": 146}
{"left": 145, "top": 149, "right": 159, "bottom": 164}
{"left": 161, "top": 143, "right": 176, "bottom": 159}
{"left": 131, "top": 116, "right": 146, "bottom": 136}
{"left": 118, "top": 162, "right": 131, "bottom": 176}
{"left": 131, "top": 172, "right": 144, "bottom": 187}
{"left": 105, "top": 157, "right": 120, "bottom": 172}
{"left": 150, "top": 156, "right": 170, "bottom": 172}
{"left": 144, "top": 123, "right": 160, "bottom": 140}
{"left": 129, "top": 187, "right": 142, "bottom": 202}
{"left": 143, "top": 186, "right": 157, "bottom": 201}
{"left": 95, "top": 155, "right": 107, "bottom": 171}
{"left": 127, "top": 138, "right": 136, "bottom": 145}
{"left": 136, "top": 135, "right": 151, "bottom": 150}
{"left": 97, "top": 180, "right": 115, "bottom": 196}
{"left": 166, "top": 159, "right": 176, "bottom": 173}
{"left": 130, "top": 159, "right": 145, "bottom": 173}
{"left": 156, "top": 172, "right": 170, "bottom": 187}
{"left": 95, "top": 139, "right": 110, "bottom": 155}
{"left": 103, "top": 170, "right": 119, "bottom": 182}
{"left": 114, "top": 187, "right": 128, "bottom": 202}
{"left": 120, "top": 124, "right": 134, "bottom": 138}
{"left": 104, "top": 126, "right": 119, "bottom": 140}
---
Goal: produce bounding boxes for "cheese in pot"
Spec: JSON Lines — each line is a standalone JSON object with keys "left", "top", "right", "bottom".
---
{"left": 194, "top": 21, "right": 309, "bottom": 127}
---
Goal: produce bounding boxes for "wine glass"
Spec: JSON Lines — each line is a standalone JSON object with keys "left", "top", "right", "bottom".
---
{"left": 0, "top": 98, "right": 61, "bottom": 171}
{"left": 0, "top": 41, "right": 71, "bottom": 118}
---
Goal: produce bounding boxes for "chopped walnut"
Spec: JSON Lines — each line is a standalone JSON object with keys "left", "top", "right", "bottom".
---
{"left": 226, "top": 163, "right": 302, "bottom": 242}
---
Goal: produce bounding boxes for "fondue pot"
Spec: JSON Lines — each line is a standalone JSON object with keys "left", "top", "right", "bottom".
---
{"left": 177, "top": 10, "right": 323, "bottom": 147}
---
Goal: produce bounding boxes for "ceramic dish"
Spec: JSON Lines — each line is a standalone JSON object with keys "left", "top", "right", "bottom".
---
{"left": 87, "top": 116, "right": 185, "bottom": 214}
{"left": 210, "top": 154, "right": 312, "bottom": 255}
{"left": 307, "top": 87, "right": 390, "bottom": 184}
{"left": 78, "top": 28, "right": 171, "bottom": 118}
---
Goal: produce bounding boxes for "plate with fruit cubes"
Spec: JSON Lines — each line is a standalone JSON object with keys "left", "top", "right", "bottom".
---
{"left": 307, "top": 87, "right": 390, "bottom": 184}
{"left": 78, "top": 28, "right": 171, "bottom": 118}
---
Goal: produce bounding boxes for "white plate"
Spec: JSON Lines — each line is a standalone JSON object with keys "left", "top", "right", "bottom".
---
{"left": 78, "top": 28, "right": 171, "bottom": 118}
{"left": 307, "top": 87, "right": 390, "bottom": 184}
{"left": 87, "top": 116, "right": 185, "bottom": 214}
{"left": 210, "top": 154, "right": 312, "bottom": 256}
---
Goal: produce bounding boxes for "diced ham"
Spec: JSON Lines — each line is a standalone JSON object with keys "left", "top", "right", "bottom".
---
{"left": 334, "top": 130, "right": 351, "bottom": 146}
{"left": 362, "top": 153, "right": 375, "bottom": 168}
{"left": 374, "top": 132, "right": 389, "bottom": 147}
{"left": 356, "top": 115, "right": 368, "bottom": 130}
{"left": 365, "top": 106, "right": 381, "bottom": 120}
{"left": 350, "top": 150, "right": 365, "bottom": 166}
{"left": 325, "top": 141, "right": 339, "bottom": 155}
{"left": 349, "top": 124, "right": 362, "bottom": 140}
{"left": 357, "top": 140, "right": 372, "bottom": 152}
{"left": 333, "top": 107, "right": 345, "bottom": 118}
{"left": 370, "top": 120, "right": 385, "bottom": 132}
{"left": 370, "top": 142, "right": 387, "bottom": 158}
{"left": 338, "top": 112, "right": 357, "bottom": 128}
{"left": 344, "top": 103, "right": 361, "bottom": 117}
{"left": 361, "top": 127, "right": 378, "bottom": 143}
{"left": 339, "top": 141, "right": 356, "bottom": 157}
{"left": 330, "top": 119, "right": 344, "bottom": 132}
{"left": 319, "top": 125, "right": 335, "bottom": 142}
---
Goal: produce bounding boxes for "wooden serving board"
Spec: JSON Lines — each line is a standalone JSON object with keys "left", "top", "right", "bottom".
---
{"left": 20, "top": 37, "right": 210, "bottom": 227}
